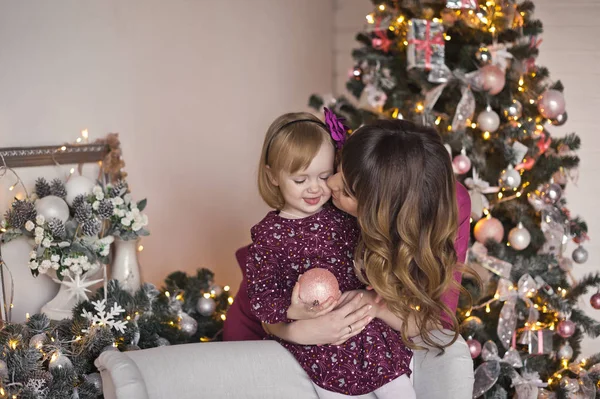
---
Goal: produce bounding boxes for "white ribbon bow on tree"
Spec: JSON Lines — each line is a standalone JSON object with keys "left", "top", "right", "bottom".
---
{"left": 495, "top": 275, "right": 539, "bottom": 350}
{"left": 464, "top": 168, "right": 500, "bottom": 220}
{"left": 473, "top": 340, "right": 523, "bottom": 398}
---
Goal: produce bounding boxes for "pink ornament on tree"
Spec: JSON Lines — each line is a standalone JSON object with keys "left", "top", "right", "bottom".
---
{"left": 480, "top": 65, "right": 506, "bottom": 95}
{"left": 474, "top": 216, "right": 504, "bottom": 243}
{"left": 452, "top": 154, "right": 472, "bottom": 174}
{"left": 467, "top": 339, "right": 482, "bottom": 358}
{"left": 538, "top": 89, "right": 566, "bottom": 119}
{"left": 590, "top": 293, "right": 600, "bottom": 310}
{"left": 557, "top": 320, "right": 576, "bottom": 338}
{"left": 298, "top": 268, "right": 341, "bottom": 306}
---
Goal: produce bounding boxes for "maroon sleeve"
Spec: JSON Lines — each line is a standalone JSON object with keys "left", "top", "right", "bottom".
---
{"left": 245, "top": 235, "right": 291, "bottom": 325}
{"left": 440, "top": 182, "right": 471, "bottom": 326}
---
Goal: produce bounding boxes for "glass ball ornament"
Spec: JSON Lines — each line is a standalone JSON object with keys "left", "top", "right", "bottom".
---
{"left": 85, "top": 372, "right": 103, "bottom": 391}
{"left": 477, "top": 106, "right": 500, "bottom": 133}
{"left": 64, "top": 175, "right": 96, "bottom": 206}
{"left": 557, "top": 319, "right": 576, "bottom": 338}
{"left": 540, "top": 183, "right": 562, "bottom": 204}
{"left": 179, "top": 312, "right": 198, "bottom": 335}
{"left": 475, "top": 47, "right": 492, "bottom": 66}
{"left": 508, "top": 222, "right": 531, "bottom": 250}
{"left": 502, "top": 99, "right": 523, "bottom": 120}
{"left": 572, "top": 245, "right": 589, "bottom": 264}
{"left": 452, "top": 154, "right": 472, "bottom": 175}
{"left": 35, "top": 195, "right": 70, "bottom": 223}
{"left": 550, "top": 111, "right": 568, "bottom": 126}
{"left": 480, "top": 65, "right": 506, "bottom": 95}
{"left": 538, "top": 89, "right": 566, "bottom": 119}
{"left": 467, "top": 339, "right": 482, "bottom": 358}
{"left": 29, "top": 333, "right": 46, "bottom": 349}
{"left": 590, "top": 292, "right": 600, "bottom": 310}
{"left": 299, "top": 268, "right": 341, "bottom": 306}
{"left": 196, "top": 296, "right": 217, "bottom": 317}
{"left": 461, "top": 316, "right": 483, "bottom": 330}
{"left": 557, "top": 342, "right": 574, "bottom": 361}
{"left": 474, "top": 216, "right": 504, "bottom": 244}
{"left": 49, "top": 352, "right": 73, "bottom": 370}
{"left": 156, "top": 337, "right": 171, "bottom": 346}
{"left": 498, "top": 165, "right": 521, "bottom": 190}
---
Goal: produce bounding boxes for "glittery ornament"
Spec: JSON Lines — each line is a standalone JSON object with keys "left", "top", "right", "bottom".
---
{"left": 179, "top": 312, "right": 198, "bottom": 335}
{"left": 452, "top": 154, "right": 472, "bottom": 174}
{"left": 29, "top": 333, "right": 46, "bottom": 349}
{"left": 85, "top": 372, "right": 103, "bottom": 391}
{"left": 156, "top": 337, "right": 171, "bottom": 346}
{"left": 480, "top": 65, "right": 506, "bottom": 95}
{"left": 508, "top": 223, "right": 531, "bottom": 250}
{"left": 49, "top": 352, "right": 73, "bottom": 370}
{"left": 474, "top": 217, "right": 504, "bottom": 244}
{"left": 557, "top": 320, "right": 576, "bottom": 338}
{"left": 477, "top": 106, "right": 500, "bottom": 132}
{"left": 557, "top": 342, "right": 573, "bottom": 361}
{"left": 498, "top": 165, "right": 521, "bottom": 190}
{"left": 538, "top": 90, "right": 566, "bottom": 119}
{"left": 502, "top": 99, "right": 522, "bottom": 120}
{"left": 540, "top": 183, "right": 562, "bottom": 204}
{"left": 196, "top": 296, "right": 217, "bottom": 317}
{"left": 550, "top": 111, "right": 568, "bottom": 126}
{"left": 572, "top": 245, "right": 588, "bottom": 264}
{"left": 467, "top": 339, "right": 482, "bottom": 358}
{"left": 590, "top": 292, "right": 600, "bottom": 310}
{"left": 298, "top": 268, "right": 340, "bottom": 306}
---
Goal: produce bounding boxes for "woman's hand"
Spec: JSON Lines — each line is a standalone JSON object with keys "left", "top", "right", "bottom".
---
{"left": 267, "top": 290, "right": 374, "bottom": 346}
{"left": 286, "top": 280, "right": 339, "bottom": 320}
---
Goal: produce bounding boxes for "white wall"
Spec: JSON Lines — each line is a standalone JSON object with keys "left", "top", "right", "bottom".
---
{"left": 333, "top": 0, "right": 600, "bottom": 356}
{"left": 0, "top": 0, "right": 333, "bottom": 297}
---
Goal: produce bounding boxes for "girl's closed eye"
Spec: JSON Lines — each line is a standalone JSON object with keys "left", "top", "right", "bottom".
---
{"left": 293, "top": 179, "right": 306, "bottom": 185}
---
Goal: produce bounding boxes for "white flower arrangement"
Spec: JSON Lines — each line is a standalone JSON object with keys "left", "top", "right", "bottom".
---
{"left": 104, "top": 181, "right": 149, "bottom": 240}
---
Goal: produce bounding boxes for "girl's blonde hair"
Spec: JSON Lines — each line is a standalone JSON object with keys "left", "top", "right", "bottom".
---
{"left": 341, "top": 119, "right": 470, "bottom": 350}
{"left": 258, "top": 112, "right": 332, "bottom": 209}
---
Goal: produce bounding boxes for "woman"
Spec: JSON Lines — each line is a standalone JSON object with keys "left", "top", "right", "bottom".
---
{"left": 224, "top": 119, "right": 473, "bottom": 396}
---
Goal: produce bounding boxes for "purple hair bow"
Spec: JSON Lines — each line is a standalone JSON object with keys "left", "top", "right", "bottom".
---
{"left": 324, "top": 107, "right": 348, "bottom": 150}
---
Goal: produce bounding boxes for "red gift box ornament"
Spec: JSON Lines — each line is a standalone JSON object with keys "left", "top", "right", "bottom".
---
{"left": 407, "top": 19, "right": 446, "bottom": 70}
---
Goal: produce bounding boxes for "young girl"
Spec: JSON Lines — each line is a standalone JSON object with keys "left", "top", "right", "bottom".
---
{"left": 246, "top": 112, "right": 415, "bottom": 398}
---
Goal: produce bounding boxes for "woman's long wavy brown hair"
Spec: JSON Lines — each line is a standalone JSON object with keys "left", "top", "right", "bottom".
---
{"left": 341, "top": 119, "right": 465, "bottom": 350}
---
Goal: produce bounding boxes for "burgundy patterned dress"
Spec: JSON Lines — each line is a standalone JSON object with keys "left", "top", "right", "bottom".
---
{"left": 246, "top": 204, "right": 412, "bottom": 395}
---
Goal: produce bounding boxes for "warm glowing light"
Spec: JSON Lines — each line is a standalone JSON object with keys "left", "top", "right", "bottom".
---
{"left": 445, "top": 35, "right": 451, "bottom": 41}
{"left": 82, "top": 129, "right": 89, "bottom": 139}
{"left": 203, "top": 293, "right": 211, "bottom": 299}
{"left": 220, "top": 314, "right": 227, "bottom": 321}
{"left": 165, "top": 291, "right": 171, "bottom": 298}
{"left": 26, "top": 313, "right": 30, "bottom": 319}
{"left": 378, "top": 4, "right": 385, "bottom": 11}
{"left": 224, "top": 286, "right": 230, "bottom": 292}
{"left": 489, "top": 26, "right": 496, "bottom": 34}
{"left": 403, "top": 40, "right": 408, "bottom": 46}
{"left": 70, "top": 168, "right": 75, "bottom": 174}
{"left": 126, "top": 315, "right": 131, "bottom": 321}
{"left": 547, "top": 378, "right": 553, "bottom": 385}
{"left": 366, "top": 14, "right": 375, "bottom": 24}
{"left": 397, "top": 16, "right": 405, "bottom": 23}
{"left": 483, "top": 131, "right": 491, "bottom": 140}
{"left": 465, "top": 310, "right": 471, "bottom": 317}
{"left": 435, "top": 116, "right": 442, "bottom": 125}
{"left": 469, "top": 218, "right": 473, "bottom": 224}
{"left": 519, "top": 77, "right": 524, "bottom": 86}
{"left": 200, "top": 337, "right": 211, "bottom": 342}
{"left": 9, "top": 185, "right": 15, "bottom": 191}
{"left": 447, "top": 125, "right": 452, "bottom": 132}
{"left": 176, "top": 294, "right": 183, "bottom": 301}
{"left": 228, "top": 297, "right": 234, "bottom": 305}
{"left": 76, "top": 137, "right": 82, "bottom": 143}
{"left": 415, "top": 103, "right": 424, "bottom": 112}
{"left": 485, "top": 304, "right": 491, "bottom": 313}
{"left": 9, "top": 340, "right": 18, "bottom": 350}
{"left": 498, "top": 192, "right": 503, "bottom": 199}
{"left": 138, "top": 245, "right": 144, "bottom": 252}
{"left": 471, "top": 122, "right": 477, "bottom": 129}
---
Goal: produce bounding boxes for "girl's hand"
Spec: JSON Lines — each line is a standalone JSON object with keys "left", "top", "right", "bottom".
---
{"left": 286, "top": 280, "right": 339, "bottom": 320}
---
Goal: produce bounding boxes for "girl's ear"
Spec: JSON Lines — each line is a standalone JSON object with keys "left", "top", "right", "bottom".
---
{"left": 265, "top": 165, "right": 279, "bottom": 186}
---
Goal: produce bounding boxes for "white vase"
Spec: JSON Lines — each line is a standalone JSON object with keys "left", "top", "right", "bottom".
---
{"left": 0, "top": 237, "right": 59, "bottom": 323}
{"left": 41, "top": 266, "right": 104, "bottom": 321}
{"left": 111, "top": 238, "right": 142, "bottom": 293}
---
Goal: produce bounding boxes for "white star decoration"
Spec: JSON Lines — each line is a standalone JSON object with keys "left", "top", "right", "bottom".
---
{"left": 81, "top": 299, "right": 128, "bottom": 333}
{"left": 62, "top": 273, "right": 104, "bottom": 303}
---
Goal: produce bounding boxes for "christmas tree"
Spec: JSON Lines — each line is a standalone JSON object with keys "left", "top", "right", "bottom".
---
{"left": 311, "top": 1, "right": 600, "bottom": 397}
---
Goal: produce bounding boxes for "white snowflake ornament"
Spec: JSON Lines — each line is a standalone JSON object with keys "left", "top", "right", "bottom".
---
{"left": 82, "top": 299, "right": 128, "bottom": 333}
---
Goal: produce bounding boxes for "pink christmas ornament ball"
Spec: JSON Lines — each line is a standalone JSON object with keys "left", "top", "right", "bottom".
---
{"left": 298, "top": 268, "right": 340, "bottom": 306}
{"left": 452, "top": 154, "right": 472, "bottom": 174}
{"left": 474, "top": 217, "right": 505, "bottom": 244}
{"left": 467, "top": 339, "right": 482, "bottom": 358}
{"left": 538, "top": 89, "right": 566, "bottom": 119}
{"left": 480, "top": 65, "right": 506, "bottom": 96}
{"left": 590, "top": 293, "right": 600, "bottom": 310}
{"left": 557, "top": 320, "right": 576, "bottom": 338}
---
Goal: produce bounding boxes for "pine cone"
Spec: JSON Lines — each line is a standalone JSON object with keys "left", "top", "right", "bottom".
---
{"left": 74, "top": 201, "right": 93, "bottom": 224}
{"left": 97, "top": 200, "right": 114, "bottom": 219}
{"left": 72, "top": 194, "right": 87, "bottom": 211}
{"left": 50, "top": 179, "right": 67, "bottom": 199}
{"left": 35, "top": 178, "right": 52, "bottom": 199}
{"left": 48, "top": 218, "right": 66, "bottom": 238}
{"left": 109, "top": 180, "right": 127, "bottom": 198}
{"left": 8, "top": 199, "right": 37, "bottom": 229}
{"left": 82, "top": 218, "right": 101, "bottom": 236}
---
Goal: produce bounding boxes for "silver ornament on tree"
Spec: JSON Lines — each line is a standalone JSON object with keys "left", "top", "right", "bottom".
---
{"left": 179, "top": 312, "right": 198, "bottom": 335}
{"left": 196, "top": 295, "right": 217, "bottom": 317}
{"left": 508, "top": 223, "right": 531, "bottom": 250}
{"left": 557, "top": 342, "right": 573, "bottom": 361}
{"left": 477, "top": 106, "right": 500, "bottom": 132}
{"left": 498, "top": 165, "right": 521, "bottom": 190}
{"left": 540, "top": 182, "right": 562, "bottom": 204}
{"left": 29, "top": 333, "right": 47, "bottom": 349}
{"left": 502, "top": 99, "right": 522, "bottom": 120}
{"left": 572, "top": 245, "right": 589, "bottom": 264}
{"left": 49, "top": 352, "right": 73, "bottom": 370}
{"left": 156, "top": 337, "right": 171, "bottom": 346}
{"left": 550, "top": 111, "right": 568, "bottom": 126}
{"left": 84, "top": 372, "right": 103, "bottom": 391}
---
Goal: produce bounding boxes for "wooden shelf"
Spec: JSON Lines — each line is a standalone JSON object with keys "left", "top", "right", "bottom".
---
{"left": 0, "top": 144, "right": 109, "bottom": 168}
